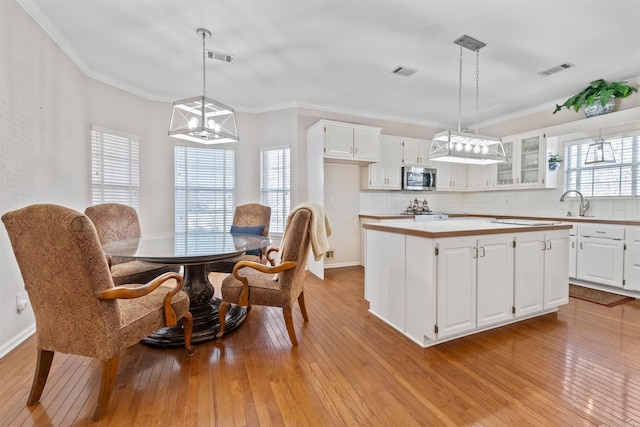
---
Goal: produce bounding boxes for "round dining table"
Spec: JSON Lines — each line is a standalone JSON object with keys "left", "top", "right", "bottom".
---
{"left": 103, "top": 232, "right": 271, "bottom": 346}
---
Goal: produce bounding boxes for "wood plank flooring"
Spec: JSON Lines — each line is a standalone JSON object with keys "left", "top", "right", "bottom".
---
{"left": 2, "top": 266, "right": 640, "bottom": 426}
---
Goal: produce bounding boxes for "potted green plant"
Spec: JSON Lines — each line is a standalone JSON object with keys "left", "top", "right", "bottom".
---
{"left": 548, "top": 153, "right": 562, "bottom": 171}
{"left": 553, "top": 79, "right": 638, "bottom": 117}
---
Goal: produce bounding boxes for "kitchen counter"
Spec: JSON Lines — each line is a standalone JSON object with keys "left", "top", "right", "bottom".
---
{"left": 359, "top": 213, "right": 640, "bottom": 226}
{"left": 362, "top": 218, "right": 571, "bottom": 238}
{"left": 364, "top": 218, "right": 569, "bottom": 347}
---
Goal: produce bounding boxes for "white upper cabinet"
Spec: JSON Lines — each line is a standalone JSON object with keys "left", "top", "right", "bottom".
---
{"left": 495, "top": 132, "right": 557, "bottom": 189}
{"left": 435, "top": 162, "right": 467, "bottom": 191}
{"left": 402, "top": 137, "right": 432, "bottom": 166}
{"left": 307, "top": 120, "right": 381, "bottom": 163}
{"left": 361, "top": 135, "right": 403, "bottom": 190}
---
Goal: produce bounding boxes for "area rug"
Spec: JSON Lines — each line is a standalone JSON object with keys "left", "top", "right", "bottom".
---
{"left": 569, "top": 284, "right": 635, "bottom": 307}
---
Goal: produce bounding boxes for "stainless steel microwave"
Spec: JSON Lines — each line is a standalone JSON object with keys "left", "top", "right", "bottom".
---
{"left": 402, "top": 167, "right": 437, "bottom": 191}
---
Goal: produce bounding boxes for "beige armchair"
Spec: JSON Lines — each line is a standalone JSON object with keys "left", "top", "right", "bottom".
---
{"left": 85, "top": 203, "right": 180, "bottom": 285}
{"left": 208, "top": 203, "right": 272, "bottom": 273}
{"left": 2, "top": 204, "right": 194, "bottom": 421}
{"left": 216, "top": 207, "right": 312, "bottom": 346}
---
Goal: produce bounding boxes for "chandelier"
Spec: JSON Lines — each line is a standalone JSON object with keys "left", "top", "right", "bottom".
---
{"left": 168, "top": 28, "right": 239, "bottom": 144}
{"left": 584, "top": 129, "right": 616, "bottom": 164}
{"left": 429, "top": 35, "right": 506, "bottom": 165}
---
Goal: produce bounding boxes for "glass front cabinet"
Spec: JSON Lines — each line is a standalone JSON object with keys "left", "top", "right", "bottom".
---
{"left": 495, "top": 132, "right": 557, "bottom": 189}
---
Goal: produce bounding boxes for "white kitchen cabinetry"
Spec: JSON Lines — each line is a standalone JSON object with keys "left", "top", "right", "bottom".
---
{"left": 307, "top": 119, "right": 381, "bottom": 163}
{"left": 435, "top": 163, "right": 467, "bottom": 191}
{"left": 514, "top": 230, "right": 569, "bottom": 316}
{"left": 466, "top": 164, "right": 495, "bottom": 191}
{"left": 495, "top": 132, "right": 557, "bottom": 189}
{"left": 569, "top": 235, "right": 577, "bottom": 279}
{"left": 436, "top": 234, "right": 514, "bottom": 337}
{"left": 361, "top": 135, "right": 402, "bottom": 190}
{"left": 402, "top": 137, "right": 432, "bottom": 166}
{"left": 577, "top": 224, "right": 625, "bottom": 288}
{"left": 624, "top": 227, "right": 640, "bottom": 291}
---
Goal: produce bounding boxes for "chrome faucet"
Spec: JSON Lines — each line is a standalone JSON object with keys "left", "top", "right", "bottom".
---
{"left": 560, "top": 190, "right": 591, "bottom": 216}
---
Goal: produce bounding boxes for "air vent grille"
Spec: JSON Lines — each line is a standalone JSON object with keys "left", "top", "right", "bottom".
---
{"left": 392, "top": 66, "right": 418, "bottom": 77}
{"left": 207, "top": 50, "right": 235, "bottom": 63}
{"left": 538, "top": 62, "right": 575, "bottom": 77}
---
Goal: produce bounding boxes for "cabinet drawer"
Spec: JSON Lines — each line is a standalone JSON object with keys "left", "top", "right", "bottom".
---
{"left": 579, "top": 223, "right": 625, "bottom": 240}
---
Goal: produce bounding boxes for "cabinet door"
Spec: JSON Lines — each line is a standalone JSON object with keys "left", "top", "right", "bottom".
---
{"left": 466, "top": 164, "right": 495, "bottom": 191}
{"left": 514, "top": 233, "right": 545, "bottom": 317}
{"left": 569, "top": 235, "right": 577, "bottom": 279}
{"left": 477, "top": 235, "right": 514, "bottom": 327}
{"left": 353, "top": 127, "right": 380, "bottom": 161}
{"left": 402, "top": 137, "right": 431, "bottom": 166}
{"left": 436, "top": 239, "right": 477, "bottom": 338}
{"left": 324, "top": 124, "right": 354, "bottom": 158}
{"left": 495, "top": 139, "right": 515, "bottom": 187}
{"left": 624, "top": 227, "right": 640, "bottom": 291}
{"left": 544, "top": 231, "right": 570, "bottom": 308}
{"left": 519, "top": 135, "right": 542, "bottom": 185}
{"left": 577, "top": 236, "right": 624, "bottom": 287}
{"left": 365, "top": 136, "right": 402, "bottom": 189}
{"left": 435, "top": 163, "right": 466, "bottom": 191}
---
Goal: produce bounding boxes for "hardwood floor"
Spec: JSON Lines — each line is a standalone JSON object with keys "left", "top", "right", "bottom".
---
{"left": 2, "top": 266, "right": 640, "bottom": 426}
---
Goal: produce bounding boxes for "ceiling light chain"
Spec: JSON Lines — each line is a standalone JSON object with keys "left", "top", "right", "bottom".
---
{"left": 201, "top": 28, "right": 208, "bottom": 100}
{"left": 475, "top": 49, "right": 480, "bottom": 134}
{"left": 458, "top": 45, "right": 463, "bottom": 133}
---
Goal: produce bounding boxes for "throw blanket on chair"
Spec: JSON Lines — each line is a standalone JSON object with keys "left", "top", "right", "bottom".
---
{"left": 276, "top": 202, "right": 332, "bottom": 271}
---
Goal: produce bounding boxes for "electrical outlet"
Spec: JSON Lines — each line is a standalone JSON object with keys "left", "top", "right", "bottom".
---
{"left": 16, "top": 291, "right": 28, "bottom": 313}
{"left": 325, "top": 250, "right": 335, "bottom": 260}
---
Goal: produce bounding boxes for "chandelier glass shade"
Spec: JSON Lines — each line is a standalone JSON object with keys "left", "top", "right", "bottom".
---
{"left": 169, "top": 28, "right": 239, "bottom": 144}
{"left": 428, "top": 35, "right": 506, "bottom": 165}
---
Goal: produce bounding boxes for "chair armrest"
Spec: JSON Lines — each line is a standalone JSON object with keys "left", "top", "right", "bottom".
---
{"left": 266, "top": 247, "right": 279, "bottom": 266}
{"left": 96, "top": 272, "right": 185, "bottom": 326}
{"left": 232, "top": 260, "right": 296, "bottom": 305}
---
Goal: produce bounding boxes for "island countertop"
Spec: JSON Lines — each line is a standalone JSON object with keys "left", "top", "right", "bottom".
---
{"left": 362, "top": 218, "right": 572, "bottom": 239}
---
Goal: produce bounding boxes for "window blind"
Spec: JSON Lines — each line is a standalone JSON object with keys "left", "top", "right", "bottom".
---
{"left": 260, "top": 146, "right": 291, "bottom": 234}
{"left": 175, "top": 145, "right": 235, "bottom": 234}
{"left": 91, "top": 126, "right": 140, "bottom": 210}
{"left": 564, "top": 132, "right": 640, "bottom": 197}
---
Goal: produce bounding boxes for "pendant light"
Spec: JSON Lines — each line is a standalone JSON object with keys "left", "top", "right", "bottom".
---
{"left": 169, "top": 28, "right": 239, "bottom": 144}
{"left": 429, "top": 35, "right": 506, "bottom": 165}
{"left": 584, "top": 129, "right": 615, "bottom": 164}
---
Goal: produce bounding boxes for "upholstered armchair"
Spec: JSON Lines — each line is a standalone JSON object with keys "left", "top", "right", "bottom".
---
{"left": 216, "top": 207, "right": 312, "bottom": 346}
{"left": 208, "top": 203, "right": 272, "bottom": 273}
{"left": 85, "top": 203, "right": 180, "bottom": 285}
{"left": 2, "top": 204, "right": 194, "bottom": 421}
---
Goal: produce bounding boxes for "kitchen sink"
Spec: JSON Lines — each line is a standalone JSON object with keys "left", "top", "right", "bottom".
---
{"left": 489, "top": 219, "right": 564, "bottom": 226}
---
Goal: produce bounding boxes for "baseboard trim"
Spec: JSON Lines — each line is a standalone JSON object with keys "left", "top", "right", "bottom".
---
{"left": 0, "top": 325, "right": 36, "bottom": 359}
{"left": 325, "top": 262, "right": 361, "bottom": 269}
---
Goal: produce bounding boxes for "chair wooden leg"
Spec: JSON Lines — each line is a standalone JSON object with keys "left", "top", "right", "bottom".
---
{"left": 27, "top": 349, "right": 54, "bottom": 406}
{"left": 298, "top": 292, "right": 309, "bottom": 322}
{"left": 283, "top": 307, "right": 298, "bottom": 346}
{"left": 94, "top": 354, "right": 119, "bottom": 422}
{"left": 216, "top": 301, "right": 229, "bottom": 340}
{"left": 182, "top": 312, "right": 195, "bottom": 355}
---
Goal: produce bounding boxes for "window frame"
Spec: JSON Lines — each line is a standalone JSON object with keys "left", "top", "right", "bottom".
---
{"left": 260, "top": 145, "right": 291, "bottom": 235}
{"left": 90, "top": 125, "right": 140, "bottom": 210}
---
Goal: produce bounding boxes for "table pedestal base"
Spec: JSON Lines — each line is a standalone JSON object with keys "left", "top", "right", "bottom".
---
{"left": 142, "top": 297, "right": 246, "bottom": 347}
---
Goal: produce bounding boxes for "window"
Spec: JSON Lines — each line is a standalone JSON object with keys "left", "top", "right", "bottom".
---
{"left": 91, "top": 126, "right": 139, "bottom": 209}
{"left": 564, "top": 131, "right": 640, "bottom": 197}
{"left": 175, "top": 145, "right": 235, "bottom": 233}
{"left": 260, "top": 146, "right": 291, "bottom": 234}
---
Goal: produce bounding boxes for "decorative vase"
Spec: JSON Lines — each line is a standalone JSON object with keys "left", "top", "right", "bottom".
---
{"left": 583, "top": 98, "right": 615, "bottom": 118}
{"left": 548, "top": 161, "right": 560, "bottom": 171}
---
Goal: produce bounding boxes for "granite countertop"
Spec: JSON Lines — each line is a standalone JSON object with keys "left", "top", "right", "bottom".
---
{"left": 362, "top": 218, "right": 572, "bottom": 239}
{"left": 359, "top": 213, "right": 640, "bottom": 226}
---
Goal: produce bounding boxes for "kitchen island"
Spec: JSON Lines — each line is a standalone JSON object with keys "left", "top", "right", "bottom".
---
{"left": 363, "top": 219, "right": 572, "bottom": 347}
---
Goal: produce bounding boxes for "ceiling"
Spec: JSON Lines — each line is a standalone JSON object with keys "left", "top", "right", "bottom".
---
{"left": 18, "top": 0, "right": 640, "bottom": 130}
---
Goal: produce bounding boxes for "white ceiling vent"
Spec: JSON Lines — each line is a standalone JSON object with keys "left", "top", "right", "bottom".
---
{"left": 538, "top": 62, "right": 575, "bottom": 77}
{"left": 207, "top": 50, "right": 235, "bottom": 63}
{"left": 392, "top": 66, "right": 418, "bottom": 77}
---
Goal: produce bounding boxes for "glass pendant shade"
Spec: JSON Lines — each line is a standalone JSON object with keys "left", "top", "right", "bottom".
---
{"left": 429, "top": 130, "right": 506, "bottom": 165}
{"left": 169, "top": 96, "right": 238, "bottom": 144}
{"left": 584, "top": 138, "right": 615, "bottom": 164}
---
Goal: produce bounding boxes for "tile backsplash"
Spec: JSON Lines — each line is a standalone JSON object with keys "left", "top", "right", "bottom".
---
{"left": 360, "top": 188, "right": 640, "bottom": 220}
